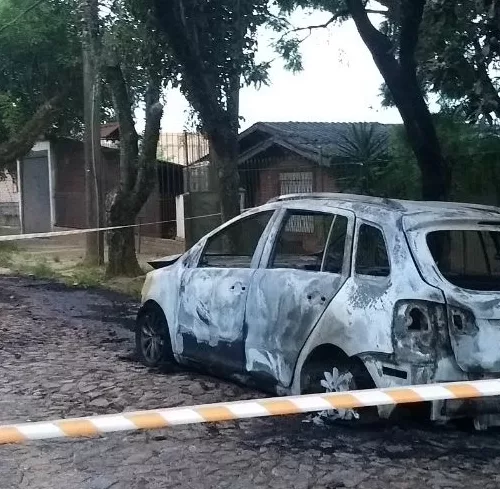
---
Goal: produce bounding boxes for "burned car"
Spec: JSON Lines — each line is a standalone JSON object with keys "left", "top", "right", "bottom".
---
{"left": 137, "top": 193, "right": 500, "bottom": 428}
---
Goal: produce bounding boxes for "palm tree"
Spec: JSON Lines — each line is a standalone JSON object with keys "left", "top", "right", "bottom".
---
{"left": 332, "top": 123, "right": 389, "bottom": 195}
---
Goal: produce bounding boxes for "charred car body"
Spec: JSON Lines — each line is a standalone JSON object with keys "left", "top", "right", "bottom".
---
{"left": 137, "top": 193, "right": 500, "bottom": 428}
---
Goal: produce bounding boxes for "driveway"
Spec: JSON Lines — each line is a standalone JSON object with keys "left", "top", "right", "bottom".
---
{"left": 1, "top": 276, "right": 500, "bottom": 489}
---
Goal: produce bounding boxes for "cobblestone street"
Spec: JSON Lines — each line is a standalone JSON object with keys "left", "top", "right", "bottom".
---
{"left": 1, "top": 276, "right": 500, "bottom": 489}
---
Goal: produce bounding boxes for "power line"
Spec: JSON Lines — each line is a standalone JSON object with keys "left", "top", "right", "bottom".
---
{"left": 0, "top": 0, "right": 47, "bottom": 35}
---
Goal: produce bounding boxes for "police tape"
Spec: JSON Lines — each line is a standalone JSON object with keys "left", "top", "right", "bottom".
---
{"left": 1, "top": 379, "right": 499, "bottom": 444}
{"left": 0, "top": 213, "right": 222, "bottom": 242}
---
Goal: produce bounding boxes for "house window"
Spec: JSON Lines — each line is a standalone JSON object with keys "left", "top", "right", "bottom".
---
{"left": 279, "top": 172, "right": 314, "bottom": 232}
{"left": 279, "top": 171, "right": 313, "bottom": 195}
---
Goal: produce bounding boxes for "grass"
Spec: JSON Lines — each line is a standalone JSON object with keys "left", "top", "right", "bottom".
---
{"left": 17, "top": 258, "right": 57, "bottom": 279}
{"left": 63, "top": 265, "right": 107, "bottom": 289}
{"left": 0, "top": 242, "right": 18, "bottom": 252}
{"left": 0, "top": 242, "right": 18, "bottom": 267}
{"left": 0, "top": 242, "right": 149, "bottom": 299}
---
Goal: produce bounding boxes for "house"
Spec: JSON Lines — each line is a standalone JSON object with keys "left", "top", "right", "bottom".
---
{"left": 237, "top": 122, "right": 393, "bottom": 208}
{"left": 100, "top": 122, "right": 120, "bottom": 148}
{"left": 178, "top": 121, "right": 394, "bottom": 246}
{"left": 157, "top": 132, "right": 209, "bottom": 166}
{"left": 16, "top": 137, "right": 184, "bottom": 238}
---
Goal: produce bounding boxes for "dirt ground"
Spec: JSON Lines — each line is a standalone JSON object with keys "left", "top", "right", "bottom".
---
{"left": 0, "top": 228, "right": 185, "bottom": 297}
{"left": 1, "top": 228, "right": 185, "bottom": 268}
{"left": 1, "top": 275, "right": 500, "bottom": 489}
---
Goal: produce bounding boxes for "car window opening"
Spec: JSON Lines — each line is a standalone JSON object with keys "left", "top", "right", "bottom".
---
{"left": 200, "top": 211, "right": 274, "bottom": 268}
{"left": 355, "top": 224, "right": 391, "bottom": 277}
{"left": 270, "top": 212, "right": 348, "bottom": 273}
{"left": 427, "top": 230, "right": 500, "bottom": 291}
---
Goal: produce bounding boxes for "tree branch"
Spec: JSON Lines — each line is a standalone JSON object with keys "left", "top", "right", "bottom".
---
{"left": 291, "top": 14, "right": 341, "bottom": 34}
{"left": 471, "top": 39, "right": 500, "bottom": 119}
{"left": 346, "top": 0, "right": 396, "bottom": 66}
{"left": 0, "top": 0, "right": 46, "bottom": 35}
{"left": 104, "top": 56, "right": 139, "bottom": 192}
{"left": 152, "top": 0, "right": 222, "bottom": 130}
{"left": 365, "top": 9, "right": 389, "bottom": 15}
{"left": 133, "top": 76, "right": 163, "bottom": 211}
{"left": 0, "top": 93, "right": 63, "bottom": 166}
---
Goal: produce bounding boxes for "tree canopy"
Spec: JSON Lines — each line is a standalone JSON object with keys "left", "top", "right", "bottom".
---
{"left": 150, "top": 0, "right": 288, "bottom": 221}
{"left": 0, "top": 0, "right": 83, "bottom": 171}
{"left": 414, "top": 0, "right": 500, "bottom": 123}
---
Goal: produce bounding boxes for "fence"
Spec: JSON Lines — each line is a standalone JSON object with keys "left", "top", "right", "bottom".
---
{"left": 4, "top": 137, "right": 500, "bottom": 251}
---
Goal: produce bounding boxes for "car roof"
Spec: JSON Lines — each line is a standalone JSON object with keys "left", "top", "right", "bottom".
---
{"left": 269, "top": 193, "right": 500, "bottom": 227}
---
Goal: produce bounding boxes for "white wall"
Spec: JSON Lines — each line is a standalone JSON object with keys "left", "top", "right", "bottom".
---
{"left": 176, "top": 194, "right": 185, "bottom": 239}
{"left": 0, "top": 173, "right": 19, "bottom": 203}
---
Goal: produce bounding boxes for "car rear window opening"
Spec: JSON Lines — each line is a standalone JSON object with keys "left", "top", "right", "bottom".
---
{"left": 427, "top": 230, "right": 500, "bottom": 291}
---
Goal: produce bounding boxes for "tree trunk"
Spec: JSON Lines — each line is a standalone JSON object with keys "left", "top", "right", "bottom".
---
{"left": 105, "top": 61, "right": 163, "bottom": 277}
{"left": 82, "top": 0, "right": 104, "bottom": 265}
{"left": 106, "top": 201, "right": 142, "bottom": 277}
{"left": 347, "top": 0, "right": 450, "bottom": 201}
{"left": 393, "top": 79, "right": 450, "bottom": 200}
{"left": 209, "top": 130, "right": 241, "bottom": 222}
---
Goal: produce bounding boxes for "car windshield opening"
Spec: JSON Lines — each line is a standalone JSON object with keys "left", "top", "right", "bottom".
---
{"left": 427, "top": 229, "right": 500, "bottom": 291}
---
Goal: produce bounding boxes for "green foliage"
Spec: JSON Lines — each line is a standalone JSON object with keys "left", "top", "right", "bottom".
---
{"left": 378, "top": 0, "right": 500, "bottom": 122}
{"left": 0, "top": 0, "right": 84, "bottom": 154}
{"left": 274, "top": 37, "right": 304, "bottom": 73}
{"left": 330, "top": 123, "right": 390, "bottom": 196}
{"left": 150, "top": 0, "right": 291, "bottom": 129}
{"left": 68, "top": 265, "right": 106, "bottom": 288}
{"left": 20, "top": 259, "right": 57, "bottom": 280}
{"left": 0, "top": 242, "right": 17, "bottom": 268}
{"left": 381, "top": 127, "right": 422, "bottom": 200}
{"left": 103, "top": 0, "right": 177, "bottom": 109}
{"left": 273, "top": 0, "right": 349, "bottom": 74}
{"left": 380, "top": 117, "right": 500, "bottom": 203}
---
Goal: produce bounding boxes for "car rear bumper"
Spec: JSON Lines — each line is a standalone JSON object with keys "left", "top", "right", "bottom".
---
{"left": 431, "top": 389, "right": 500, "bottom": 429}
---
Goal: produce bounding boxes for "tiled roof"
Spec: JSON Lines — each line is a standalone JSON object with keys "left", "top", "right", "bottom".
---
{"left": 240, "top": 121, "right": 396, "bottom": 162}
{"left": 100, "top": 123, "right": 120, "bottom": 140}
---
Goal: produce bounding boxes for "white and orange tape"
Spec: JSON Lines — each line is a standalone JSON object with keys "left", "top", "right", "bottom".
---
{"left": 0, "top": 213, "right": 222, "bottom": 242}
{"left": 1, "top": 379, "right": 499, "bottom": 445}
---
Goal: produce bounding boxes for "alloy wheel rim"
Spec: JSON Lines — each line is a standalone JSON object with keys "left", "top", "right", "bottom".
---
{"left": 140, "top": 313, "right": 164, "bottom": 363}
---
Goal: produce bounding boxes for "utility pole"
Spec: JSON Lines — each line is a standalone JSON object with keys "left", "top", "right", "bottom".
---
{"left": 82, "top": 0, "right": 104, "bottom": 265}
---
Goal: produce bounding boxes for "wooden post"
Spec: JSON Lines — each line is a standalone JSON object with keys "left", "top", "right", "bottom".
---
{"left": 82, "top": 0, "right": 104, "bottom": 266}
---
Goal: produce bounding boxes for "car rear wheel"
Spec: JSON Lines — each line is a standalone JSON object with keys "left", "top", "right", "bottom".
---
{"left": 135, "top": 303, "right": 174, "bottom": 368}
{"left": 301, "top": 356, "right": 377, "bottom": 423}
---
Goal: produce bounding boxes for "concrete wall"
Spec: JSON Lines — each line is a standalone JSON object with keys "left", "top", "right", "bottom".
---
{"left": 183, "top": 191, "right": 222, "bottom": 248}
{"left": 0, "top": 174, "right": 20, "bottom": 227}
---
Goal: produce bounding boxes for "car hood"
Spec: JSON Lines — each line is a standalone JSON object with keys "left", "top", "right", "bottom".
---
{"left": 148, "top": 254, "right": 183, "bottom": 270}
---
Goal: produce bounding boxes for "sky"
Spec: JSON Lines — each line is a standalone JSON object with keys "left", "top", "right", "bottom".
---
{"left": 159, "top": 9, "right": 403, "bottom": 133}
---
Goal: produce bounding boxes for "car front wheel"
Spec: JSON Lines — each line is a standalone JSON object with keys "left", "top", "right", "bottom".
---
{"left": 135, "top": 303, "right": 174, "bottom": 368}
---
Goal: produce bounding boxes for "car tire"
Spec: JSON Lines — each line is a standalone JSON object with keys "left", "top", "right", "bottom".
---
{"left": 301, "top": 357, "right": 378, "bottom": 423}
{"left": 135, "top": 303, "right": 174, "bottom": 368}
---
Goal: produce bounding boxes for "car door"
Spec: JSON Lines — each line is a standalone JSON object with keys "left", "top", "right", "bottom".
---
{"left": 244, "top": 206, "right": 354, "bottom": 388}
{"left": 177, "top": 209, "right": 276, "bottom": 372}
